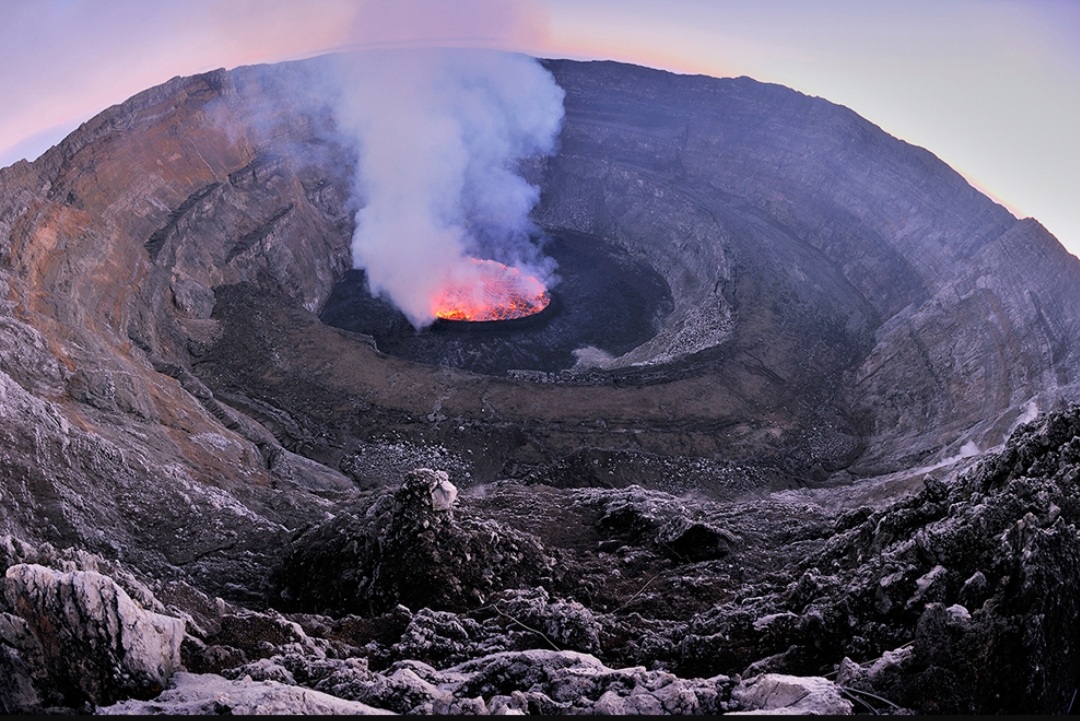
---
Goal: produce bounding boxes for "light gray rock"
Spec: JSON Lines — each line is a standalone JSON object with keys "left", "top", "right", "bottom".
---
{"left": 427, "top": 470, "right": 459, "bottom": 512}
{"left": 730, "top": 673, "right": 853, "bottom": 715}
{"left": 3, "top": 564, "right": 184, "bottom": 708}
{"left": 95, "top": 671, "right": 394, "bottom": 715}
{"left": 447, "top": 648, "right": 729, "bottom": 714}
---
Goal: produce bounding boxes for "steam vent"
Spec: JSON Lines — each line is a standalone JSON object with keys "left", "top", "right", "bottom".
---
{"left": 1, "top": 50, "right": 1080, "bottom": 715}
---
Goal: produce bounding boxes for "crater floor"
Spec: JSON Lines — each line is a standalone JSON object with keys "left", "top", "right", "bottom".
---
{"left": 319, "top": 232, "right": 673, "bottom": 376}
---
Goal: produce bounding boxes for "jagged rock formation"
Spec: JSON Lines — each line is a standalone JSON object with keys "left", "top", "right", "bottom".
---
{"left": 0, "top": 53, "right": 1079, "bottom": 713}
{"left": 268, "top": 468, "right": 554, "bottom": 615}
{"left": 2, "top": 403, "right": 1080, "bottom": 713}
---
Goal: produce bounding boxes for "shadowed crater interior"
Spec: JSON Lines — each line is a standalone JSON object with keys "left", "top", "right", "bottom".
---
{"left": 320, "top": 232, "right": 673, "bottom": 375}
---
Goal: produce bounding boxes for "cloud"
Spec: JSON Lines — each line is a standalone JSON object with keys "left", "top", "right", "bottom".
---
{"left": 330, "top": 46, "right": 564, "bottom": 327}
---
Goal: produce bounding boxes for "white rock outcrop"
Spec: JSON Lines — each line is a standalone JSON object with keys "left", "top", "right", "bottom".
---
{"left": 96, "top": 672, "right": 394, "bottom": 715}
{"left": 730, "top": 673, "right": 852, "bottom": 715}
{"left": 3, "top": 563, "right": 184, "bottom": 706}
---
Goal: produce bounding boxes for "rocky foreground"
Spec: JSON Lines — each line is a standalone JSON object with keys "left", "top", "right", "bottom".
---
{"left": 3, "top": 403, "right": 1079, "bottom": 715}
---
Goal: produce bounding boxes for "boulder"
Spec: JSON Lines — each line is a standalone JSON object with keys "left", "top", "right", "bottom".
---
{"left": 2, "top": 564, "right": 184, "bottom": 709}
{"left": 267, "top": 468, "right": 554, "bottom": 615}
{"left": 730, "top": 673, "right": 852, "bottom": 715}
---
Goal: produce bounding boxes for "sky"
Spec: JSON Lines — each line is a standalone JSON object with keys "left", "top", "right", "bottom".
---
{"left": 1, "top": 0, "right": 1077, "bottom": 258}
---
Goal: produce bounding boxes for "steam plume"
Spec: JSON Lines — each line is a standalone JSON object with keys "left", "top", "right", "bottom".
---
{"left": 331, "top": 48, "right": 564, "bottom": 327}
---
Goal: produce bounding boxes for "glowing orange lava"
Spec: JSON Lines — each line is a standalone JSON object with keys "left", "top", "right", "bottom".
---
{"left": 432, "top": 258, "right": 550, "bottom": 322}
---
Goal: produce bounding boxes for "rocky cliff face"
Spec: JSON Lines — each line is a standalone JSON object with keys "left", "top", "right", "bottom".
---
{"left": 0, "top": 54, "right": 1078, "bottom": 714}
{"left": 536, "top": 59, "right": 1080, "bottom": 476}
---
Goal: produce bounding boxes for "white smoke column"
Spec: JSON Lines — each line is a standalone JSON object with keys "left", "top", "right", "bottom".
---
{"left": 333, "top": 47, "right": 564, "bottom": 327}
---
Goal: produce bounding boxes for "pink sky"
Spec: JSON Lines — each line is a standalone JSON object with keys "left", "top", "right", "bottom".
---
{"left": 1, "top": 0, "right": 1077, "bottom": 258}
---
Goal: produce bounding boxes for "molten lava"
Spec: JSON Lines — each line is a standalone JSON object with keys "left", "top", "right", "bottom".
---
{"left": 432, "top": 258, "right": 550, "bottom": 322}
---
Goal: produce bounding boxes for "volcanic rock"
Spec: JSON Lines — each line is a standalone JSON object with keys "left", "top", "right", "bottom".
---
{"left": 0, "top": 404, "right": 1077, "bottom": 713}
{"left": 1, "top": 563, "right": 184, "bottom": 712}
{"left": 96, "top": 671, "right": 394, "bottom": 715}
{"left": 267, "top": 468, "right": 555, "bottom": 615}
{"left": 730, "top": 673, "right": 853, "bottom": 715}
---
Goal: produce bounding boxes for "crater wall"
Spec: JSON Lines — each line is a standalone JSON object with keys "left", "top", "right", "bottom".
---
{"left": 0, "top": 55, "right": 1079, "bottom": 596}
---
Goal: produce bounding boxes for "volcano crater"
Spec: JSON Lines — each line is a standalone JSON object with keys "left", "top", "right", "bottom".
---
{"left": 319, "top": 231, "right": 674, "bottom": 376}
